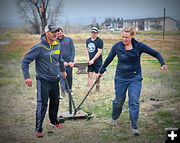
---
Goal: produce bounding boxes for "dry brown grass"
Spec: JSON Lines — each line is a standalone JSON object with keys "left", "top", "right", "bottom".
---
{"left": 0, "top": 31, "right": 180, "bottom": 143}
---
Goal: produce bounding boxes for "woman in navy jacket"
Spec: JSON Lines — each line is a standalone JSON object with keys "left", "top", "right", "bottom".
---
{"left": 98, "top": 26, "right": 168, "bottom": 135}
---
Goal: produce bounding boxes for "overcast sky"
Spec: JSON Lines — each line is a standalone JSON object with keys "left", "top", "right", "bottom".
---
{"left": 0, "top": 0, "right": 179, "bottom": 26}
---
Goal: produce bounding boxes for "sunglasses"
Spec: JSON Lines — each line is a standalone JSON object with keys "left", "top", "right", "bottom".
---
{"left": 50, "top": 30, "right": 60, "bottom": 33}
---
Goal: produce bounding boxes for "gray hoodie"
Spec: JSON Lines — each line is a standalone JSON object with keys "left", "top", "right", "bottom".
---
{"left": 57, "top": 36, "right": 75, "bottom": 63}
{"left": 21, "top": 34, "right": 65, "bottom": 82}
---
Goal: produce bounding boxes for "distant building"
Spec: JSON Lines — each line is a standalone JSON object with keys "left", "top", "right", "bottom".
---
{"left": 102, "top": 18, "right": 123, "bottom": 30}
{"left": 175, "top": 20, "right": 180, "bottom": 30}
{"left": 102, "top": 17, "right": 177, "bottom": 31}
{"left": 144, "top": 17, "right": 177, "bottom": 31}
{"left": 123, "top": 19, "right": 144, "bottom": 30}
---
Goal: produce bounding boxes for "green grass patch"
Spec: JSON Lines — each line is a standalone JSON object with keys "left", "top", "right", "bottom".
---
{"left": 174, "top": 94, "right": 180, "bottom": 98}
{"left": 121, "top": 109, "right": 129, "bottom": 116}
{"left": 162, "top": 56, "right": 180, "bottom": 69}
{"left": 10, "top": 49, "right": 22, "bottom": 58}
{"left": 0, "top": 32, "right": 13, "bottom": 41}
{"left": 156, "top": 111, "right": 171, "bottom": 118}
{"left": 153, "top": 110, "right": 179, "bottom": 128}
{"left": 168, "top": 64, "right": 180, "bottom": 70}
{"left": 101, "top": 135, "right": 109, "bottom": 140}
{"left": 47, "top": 131, "right": 55, "bottom": 136}
{"left": 159, "top": 119, "right": 174, "bottom": 127}
{"left": 144, "top": 132, "right": 157, "bottom": 139}
{"left": 87, "top": 103, "right": 112, "bottom": 118}
{"left": 0, "top": 78, "right": 13, "bottom": 86}
{"left": 118, "top": 136, "right": 129, "bottom": 141}
{"left": 0, "top": 49, "right": 22, "bottom": 59}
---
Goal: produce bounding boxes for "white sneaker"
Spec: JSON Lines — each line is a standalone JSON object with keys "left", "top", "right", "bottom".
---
{"left": 132, "top": 128, "right": 140, "bottom": 136}
{"left": 111, "top": 119, "right": 117, "bottom": 126}
{"left": 59, "top": 95, "right": 64, "bottom": 99}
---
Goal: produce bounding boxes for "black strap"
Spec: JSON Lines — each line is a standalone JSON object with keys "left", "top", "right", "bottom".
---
{"left": 74, "top": 76, "right": 101, "bottom": 115}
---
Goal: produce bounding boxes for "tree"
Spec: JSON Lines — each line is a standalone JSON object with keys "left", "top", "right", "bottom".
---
{"left": 15, "top": 0, "right": 63, "bottom": 34}
{"left": 92, "top": 17, "right": 97, "bottom": 26}
{"left": 95, "top": 23, "right": 101, "bottom": 30}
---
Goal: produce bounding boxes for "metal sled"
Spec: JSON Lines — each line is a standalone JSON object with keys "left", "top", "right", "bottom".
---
{"left": 58, "top": 69, "right": 100, "bottom": 121}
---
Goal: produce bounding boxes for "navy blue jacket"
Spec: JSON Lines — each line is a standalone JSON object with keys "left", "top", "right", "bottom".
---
{"left": 21, "top": 34, "right": 65, "bottom": 82}
{"left": 99, "top": 38, "right": 165, "bottom": 78}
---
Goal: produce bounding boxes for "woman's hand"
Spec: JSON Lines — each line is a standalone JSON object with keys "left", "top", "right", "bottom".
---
{"left": 161, "top": 65, "right": 168, "bottom": 70}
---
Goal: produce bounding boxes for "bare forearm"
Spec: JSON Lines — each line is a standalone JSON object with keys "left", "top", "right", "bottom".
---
{"left": 86, "top": 49, "right": 89, "bottom": 59}
{"left": 91, "top": 49, "right": 102, "bottom": 62}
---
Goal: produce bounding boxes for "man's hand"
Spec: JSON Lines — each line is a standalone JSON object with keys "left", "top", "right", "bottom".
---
{"left": 97, "top": 73, "right": 103, "bottom": 78}
{"left": 161, "top": 65, "right": 168, "bottom": 70}
{"left": 89, "top": 59, "right": 94, "bottom": 65}
{"left": 64, "top": 62, "right": 69, "bottom": 66}
{"left": 61, "top": 72, "right": 67, "bottom": 78}
{"left": 69, "top": 62, "right": 74, "bottom": 68}
{"left": 25, "top": 78, "right": 32, "bottom": 87}
{"left": 88, "top": 49, "right": 102, "bottom": 66}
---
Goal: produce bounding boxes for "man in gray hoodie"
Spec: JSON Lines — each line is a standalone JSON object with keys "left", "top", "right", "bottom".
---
{"left": 21, "top": 24, "right": 67, "bottom": 138}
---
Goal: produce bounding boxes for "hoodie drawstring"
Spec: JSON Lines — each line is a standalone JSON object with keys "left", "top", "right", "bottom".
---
{"left": 50, "top": 45, "right": 53, "bottom": 63}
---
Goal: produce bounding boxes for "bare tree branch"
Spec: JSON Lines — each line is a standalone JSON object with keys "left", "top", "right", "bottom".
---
{"left": 15, "top": 0, "right": 64, "bottom": 34}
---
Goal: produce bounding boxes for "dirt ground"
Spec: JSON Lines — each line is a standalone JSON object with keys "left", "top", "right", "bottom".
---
{"left": 0, "top": 80, "right": 179, "bottom": 143}
{"left": 0, "top": 33, "right": 180, "bottom": 143}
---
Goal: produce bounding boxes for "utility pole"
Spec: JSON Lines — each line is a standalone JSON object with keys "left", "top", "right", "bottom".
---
{"left": 163, "top": 8, "right": 166, "bottom": 39}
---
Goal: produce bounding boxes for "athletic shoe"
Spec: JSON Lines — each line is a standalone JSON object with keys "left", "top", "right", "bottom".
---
{"left": 132, "top": 128, "right": 140, "bottom": 136}
{"left": 59, "top": 95, "right": 64, "bottom": 99}
{"left": 34, "top": 132, "right": 44, "bottom": 138}
{"left": 50, "top": 123, "right": 62, "bottom": 128}
{"left": 96, "top": 85, "right": 100, "bottom": 92}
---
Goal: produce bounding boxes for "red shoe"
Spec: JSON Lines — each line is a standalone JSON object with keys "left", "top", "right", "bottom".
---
{"left": 34, "top": 132, "right": 44, "bottom": 138}
{"left": 50, "top": 123, "right": 62, "bottom": 128}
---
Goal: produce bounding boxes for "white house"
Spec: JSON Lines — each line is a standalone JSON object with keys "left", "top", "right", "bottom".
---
{"left": 144, "top": 17, "right": 177, "bottom": 31}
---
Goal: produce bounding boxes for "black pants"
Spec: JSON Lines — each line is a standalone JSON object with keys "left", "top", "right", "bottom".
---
{"left": 66, "top": 66, "right": 73, "bottom": 90}
{"left": 35, "top": 79, "right": 59, "bottom": 132}
{"left": 60, "top": 66, "right": 73, "bottom": 93}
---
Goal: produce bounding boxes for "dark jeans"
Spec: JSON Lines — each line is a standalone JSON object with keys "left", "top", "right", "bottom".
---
{"left": 35, "top": 79, "right": 59, "bottom": 132}
{"left": 112, "top": 74, "right": 142, "bottom": 129}
{"left": 60, "top": 66, "right": 73, "bottom": 93}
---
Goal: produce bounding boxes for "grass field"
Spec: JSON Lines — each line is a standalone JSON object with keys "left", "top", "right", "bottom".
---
{"left": 0, "top": 30, "right": 180, "bottom": 143}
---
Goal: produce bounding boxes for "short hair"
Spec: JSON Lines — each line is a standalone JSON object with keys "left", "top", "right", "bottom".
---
{"left": 57, "top": 27, "right": 63, "bottom": 33}
{"left": 122, "top": 26, "right": 136, "bottom": 36}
